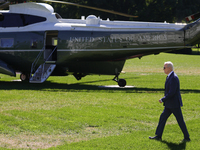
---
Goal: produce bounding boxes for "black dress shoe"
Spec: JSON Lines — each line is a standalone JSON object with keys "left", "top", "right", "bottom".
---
{"left": 182, "top": 138, "right": 191, "bottom": 142}
{"left": 149, "top": 136, "right": 162, "bottom": 141}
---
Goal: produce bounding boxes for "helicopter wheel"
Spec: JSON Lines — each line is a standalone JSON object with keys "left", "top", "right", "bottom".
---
{"left": 20, "top": 73, "right": 29, "bottom": 81}
{"left": 118, "top": 79, "right": 126, "bottom": 87}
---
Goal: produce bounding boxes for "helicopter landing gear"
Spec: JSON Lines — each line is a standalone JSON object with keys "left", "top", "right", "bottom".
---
{"left": 73, "top": 73, "right": 86, "bottom": 80}
{"left": 20, "top": 73, "right": 30, "bottom": 81}
{"left": 113, "top": 74, "right": 126, "bottom": 87}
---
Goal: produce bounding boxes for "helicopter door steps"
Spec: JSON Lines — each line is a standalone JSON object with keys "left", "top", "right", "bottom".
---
{"left": 29, "top": 46, "right": 57, "bottom": 83}
{"left": 29, "top": 63, "right": 56, "bottom": 83}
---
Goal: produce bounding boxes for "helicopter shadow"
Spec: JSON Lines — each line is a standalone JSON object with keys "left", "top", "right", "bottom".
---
{"left": 0, "top": 79, "right": 138, "bottom": 93}
{"left": 161, "top": 140, "right": 186, "bottom": 150}
{"left": 0, "top": 80, "right": 200, "bottom": 94}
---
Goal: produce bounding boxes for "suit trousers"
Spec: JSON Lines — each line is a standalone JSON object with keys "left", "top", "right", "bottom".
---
{"left": 155, "top": 107, "right": 189, "bottom": 138}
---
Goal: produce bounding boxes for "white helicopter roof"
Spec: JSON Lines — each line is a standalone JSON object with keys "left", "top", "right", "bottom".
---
{"left": 0, "top": 2, "right": 187, "bottom": 32}
{"left": 9, "top": 2, "right": 54, "bottom": 17}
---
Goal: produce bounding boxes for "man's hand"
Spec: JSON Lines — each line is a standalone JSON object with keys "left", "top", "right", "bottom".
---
{"left": 159, "top": 99, "right": 162, "bottom": 103}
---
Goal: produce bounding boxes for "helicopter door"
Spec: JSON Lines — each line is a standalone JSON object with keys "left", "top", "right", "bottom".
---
{"left": 44, "top": 31, "right": 58, "bottom": 62}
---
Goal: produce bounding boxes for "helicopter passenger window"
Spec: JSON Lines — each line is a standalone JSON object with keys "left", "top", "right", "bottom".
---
{"left": 31, "top": 39, "right": 38, "bottom": 48}
{"left": 0, "top": 13, "right": 46, "bottom": 27}
{"left": 0, "top": 38, "right": 14, "bottom": 48}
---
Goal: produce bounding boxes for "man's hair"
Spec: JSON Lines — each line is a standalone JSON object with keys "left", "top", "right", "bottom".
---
{"left": 164, "top": 61, "right": 174, "bottom": 71}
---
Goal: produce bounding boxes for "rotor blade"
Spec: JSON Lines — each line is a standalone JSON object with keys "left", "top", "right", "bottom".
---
{"left": 0, "top": 2, "right": 10, "bottom": 10}
{"left": 0, "top": 0, "right": 6, "bottom": 3}
{"left": 40, "top": 0, "right": 138, "bottom": 18}
{"left": 185, "top": 12, "right": 200, "bottom": 22}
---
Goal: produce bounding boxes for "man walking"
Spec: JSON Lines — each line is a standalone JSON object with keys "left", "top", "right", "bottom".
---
{"left": 149, "top": 61, "right": 190, "bottom": 142}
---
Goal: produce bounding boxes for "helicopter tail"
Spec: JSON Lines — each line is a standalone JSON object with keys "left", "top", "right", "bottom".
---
{"left": 183, "top": 17, "right": 200, "bottom": 46}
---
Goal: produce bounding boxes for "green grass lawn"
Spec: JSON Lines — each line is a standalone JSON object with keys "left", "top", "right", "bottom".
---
{"left": 0, "top": 53, "right": 199, "bottom": 149}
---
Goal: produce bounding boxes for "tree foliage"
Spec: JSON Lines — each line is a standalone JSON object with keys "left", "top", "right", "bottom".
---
{"left": 51, "top": 0, "right": 200, "bottom": 22}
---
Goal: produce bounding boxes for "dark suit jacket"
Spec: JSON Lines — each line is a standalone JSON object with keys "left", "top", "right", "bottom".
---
{"left": 161, "top": 71, "right": 183, "bottom": 108}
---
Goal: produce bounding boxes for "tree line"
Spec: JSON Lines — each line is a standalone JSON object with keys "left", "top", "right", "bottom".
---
{"left": 51, "top": 0, "right": 200, "bottom": 22}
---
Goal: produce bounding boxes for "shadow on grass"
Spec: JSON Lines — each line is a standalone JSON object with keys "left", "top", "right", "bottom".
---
{"left": 161, "top": 140, "right": 186, "bottom": 150}
{"left": 0, "top": 80, "right": 200, "bottom": 94}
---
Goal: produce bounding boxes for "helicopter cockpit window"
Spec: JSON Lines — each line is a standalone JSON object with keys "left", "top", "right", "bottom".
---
{"left": 0, "top": 38, "right": 14, "bottom": 48}
{"left": 55, "top": 13, "right": 62, "bottom": 19}
{"left": 0, "top": 13, "right": 46, "bottom": 27}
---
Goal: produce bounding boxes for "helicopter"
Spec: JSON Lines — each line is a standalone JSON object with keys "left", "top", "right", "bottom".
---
{"left": 0, "top": 0, "right": 200, "bottom": 87}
